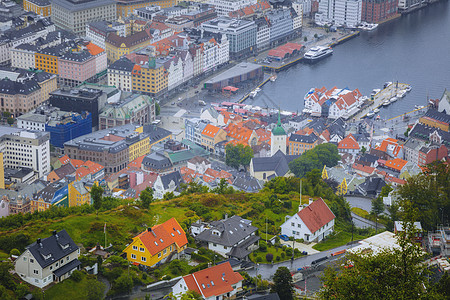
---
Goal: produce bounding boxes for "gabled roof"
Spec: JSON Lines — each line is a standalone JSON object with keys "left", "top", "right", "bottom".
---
{"left": 385, "top": 158, "right": 408, "bottom": 171}
{"left": 251, "top": 150, "right": 298, "bottom": 177}
{"left": 202, "top": 124, "right": 221, "bottom": 138}
{"left": 182, "top": 262, "right": 243, "bottom": 298}
{"left": 53, "top": 163, "right": 76, "bottom": 179}
{"left": 297, "top": 198, "right": 335, "bottom": 234}
{"left": 25, "top": 229, "right": 78, "bottom": 269}
{"left": 133, "top": 218, "right": 187, "bottom": 256}
{"left": 338, "top": 134, "right": 360, "bottom": 149}
{"left": 195, "top": 215, "right": 258, "bottom": 247}
{"left": 289, "top": 133, "right": 318, "bottom": 144}
{"left": 159, "top": 171, "right": 182, "bottom": 189}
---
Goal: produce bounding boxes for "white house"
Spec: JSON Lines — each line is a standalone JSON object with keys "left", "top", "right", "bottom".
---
{"left": 187, "top": 156, "right": 211, "bottom": 174}
{"left": 171, "top": 262, "right": 243, "bottom": 300}
{"left": 14, "top": 230, "right": 81, "bottom": 288}
{"left": 281, "top": 198, "right": 335, "bottom": 242}
{"left": 153, "top": 171, "right": 183, "bottom": 199}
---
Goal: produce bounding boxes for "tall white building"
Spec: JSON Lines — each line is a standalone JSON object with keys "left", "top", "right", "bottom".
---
{"left": 207, "top": 0, "right": 257, "bottom": 16}
{"left": 317, "top": 0, "right": 362, "bottom": 28}
{"left": 0, "top": 127, "right": 50, "bottom": 178}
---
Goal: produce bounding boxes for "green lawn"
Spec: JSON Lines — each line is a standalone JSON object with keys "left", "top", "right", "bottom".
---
{"left": 44, "top": 274, "right": 103, "bottom": 300}
{"left": 312, "top": 231, "right": 365, "bottom": 251}
{"left": 250, "top": 244, "right": 303, "bottom": 264}
{"left": 351, "top": 207, "right": 369, "bottom": 218}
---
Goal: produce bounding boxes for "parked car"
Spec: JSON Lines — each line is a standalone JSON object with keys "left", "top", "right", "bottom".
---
{"left": 279, "top": 234, "right": 289, "bottom": 241}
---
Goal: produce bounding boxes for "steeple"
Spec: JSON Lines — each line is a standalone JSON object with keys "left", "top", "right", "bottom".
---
{"left": 272, "top": 109, "right": 286, "bottom": 136}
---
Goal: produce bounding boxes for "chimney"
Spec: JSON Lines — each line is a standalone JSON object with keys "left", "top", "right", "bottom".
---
{"left": 298, "top": 204, "right": 303, "bottom": 212}
{"left": 52, "top": 230, "right": 57, "bottom": 236}
{"left": 224, "top": 213, "right": 228, "bottom": 220}
{"left": 309, "top": 198, "right": 313, "bottom": 205}
{"left": 148, "top": 227, "right": 156, "bottom": 237}
{"left": 37, "top": 238, "right": 41, "bottom": 246}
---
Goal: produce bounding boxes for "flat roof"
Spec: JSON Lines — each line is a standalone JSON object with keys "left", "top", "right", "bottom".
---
{"left": 205, "top": 62, "right": 262, "bottom": 85}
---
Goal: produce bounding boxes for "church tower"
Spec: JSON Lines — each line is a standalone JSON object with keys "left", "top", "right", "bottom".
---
{"left": 270, "top": 111, "right": 287, "bottom": 156}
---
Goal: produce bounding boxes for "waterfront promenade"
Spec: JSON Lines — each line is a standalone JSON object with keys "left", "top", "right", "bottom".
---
{"left": 353, "top": 83, "right": 409, "bottom": 120}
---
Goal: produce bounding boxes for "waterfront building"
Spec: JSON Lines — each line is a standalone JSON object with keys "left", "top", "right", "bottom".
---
{"left": 255, "top": 17, "right": 270, "bottom": 51}
{"left": 267, "top": 8, "right": 300, "bottom": 47}
{"left": 51, "top": 0, "right": 117, "bottom": 36}
{"left": 270, "top": 112, "right": 287, "bottom": 156}
{"left": 107, "top": 57, "right": 135, "bottom": 91}
{"left": 15, "top": 230, "right": 81, "bottom": 288}
{"left": 398, "top": 0, "right": 427, "bottom": 13}
{"left": 361, "top": 0, "right": 398, "bottom": 23}
{"left": 23, "top": 0, "right": 51, "bottom": 17}
{"left": 201, "top": 17, "right": 257, "bottom": 59}
{"left": 105, "top": 30, "right": 152, "bottom": 63}
{"left": 86, "top": 21, "right": 127, "bottom": 50}
{"left": 204, "top": 62, "right": 263, "bottom": 91}
{"left": 0, "top": 127, "right": 50, "bottom": 177}
{"left": 99, "top": 94, "right": 155, "bottom": 130}
{"left": 207, "top": 0, "right": 257, "bottom": 16}
{"left": 317, "top": 0, "right": 362, "bottom": 28}
{"left": 49, "top": 88, "right": 107, "bottom": 130}
{"left": 17, "top": 106, "right": 92, "bottom": 148}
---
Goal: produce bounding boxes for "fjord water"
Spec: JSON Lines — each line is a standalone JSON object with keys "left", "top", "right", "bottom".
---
{"left": 251, "top": 1, "right": 450, "bottom": 119}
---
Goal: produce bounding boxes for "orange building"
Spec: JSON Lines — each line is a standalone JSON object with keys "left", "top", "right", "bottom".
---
{"left": 116, "top": 0, "right": 177, "bottom": 18}
{"left": 35, "top": 51, "right": 58, "bottom": 74}
{"left": 23, "top": 0, "right": 51, "bottom": 17}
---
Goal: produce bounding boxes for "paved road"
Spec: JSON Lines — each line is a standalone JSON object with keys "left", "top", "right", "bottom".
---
{"left": 346, "top": 196, "right": 389, "bottom": 215}
{"left": 351, "top": 212, "right": 385, "bottom": 230}
{"left": 246, "top": 244, "right": 355, "bottom": 280}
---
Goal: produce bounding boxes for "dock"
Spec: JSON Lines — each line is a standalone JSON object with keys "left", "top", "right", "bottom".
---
{"left": 353, "top": 83, "right": 410, "bottom": 120}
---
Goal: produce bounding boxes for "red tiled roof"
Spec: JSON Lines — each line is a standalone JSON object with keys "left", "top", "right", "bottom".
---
{"left": 70, "top": 159, "right": 84, "bottom": 168}
{"left": 297, "top": 198, "right": 335, "bottom": 234}
{"left": 202, "top": 124, "right": 221, "bottom": 138}
{"left": 129, "top": 155, "right": 146, "bottom": 169}
{"left": 86, "top": 42, "right": 104, "bottom": 55}
{"left": 352, "top": 163, "right": 375, "bottom": 175}
{"left": 59, "top": 155, "right": 70, "bottom": 165}
{"left": 76, "top": 167, "right": 90, "bottom": 180}
{"left": 385, "top": 158, "right": 408, "bottom": 171}
{"left": 183, "top": 262, "right": 243, "bottom": 298}
{"left": 338, "top": 134, "right": 360, "bottom": 149}
{"left": 135, "top": 218, "right": 187, "bottom": 256}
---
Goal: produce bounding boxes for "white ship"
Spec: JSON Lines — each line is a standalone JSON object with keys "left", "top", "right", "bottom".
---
{"left": 303, "top": 46, "right": 333, "bottom": 61}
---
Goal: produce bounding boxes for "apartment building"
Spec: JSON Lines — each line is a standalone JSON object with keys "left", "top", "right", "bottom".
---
{"left": 207, "top": 0, "right": 257, "bottom": 16}
{"left": 51, "top": 0, "right": 117, "bottom": 36}
{"left": 23, "top": 0, "right": 51, "bottom": 17}
{"left": 0, "top": 127, "right": 50, "bottom": 177}
{"left": 116, "top": 0, "right": 176, "bottom": 18}
{"left": 107, "top": 57, "right": 135, "bottom": 91}
{"left": 86, "top": 21, "right": 126, "bottom": 50}
{"left": 105, "top": 30, "right": 152, "bottom": 63}
{"left": 317, "top": 0, "right": 362, "bottom": 28}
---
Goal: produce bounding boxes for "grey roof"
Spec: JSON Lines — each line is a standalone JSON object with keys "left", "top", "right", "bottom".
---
{"left": 205, "top": 62, "right": 262, "bottom": 85}
{"left": 357, "top": 175, "right": 386, "bottom": 196}
{"left": 404, "top": 137, "right": 424, "bottom": 152}
{"left": 60, "top": 50, "right": 92, "bottom": 62}
{"left": 53, "top": 259, "right": 81, "bottom": 277}
{"left": 232, "top": 175, "right": 262, "bottom": 192}
{"left": 54, "top": 163, "right": 76, "bottom": 179}
{"left": 228, "top": 234, "right": 260, "bottom": 259}
{"left": 0, "top": 78, "right": 40, "bottom": 95}
{"left": 424, "top": 109, "right": 450, "bottom": 125}
{"left": 34, "top": 182, "right": 67, "bottom": 203}
{"left": 27, "top": 0, "right": 50, "bottom": 6}
{"left": 289, "top": 133, "right": 318, "bottom": 143}
{"left": 142, "top": 152, "right": 172, "bottom": 169}
{"left": 409, "top": 123, "right": 450, "bottom": 147}
{"left": 247, "top": 293, "right": 281, "bottom": 300}
{"left": 195, "top": 215, "right": 258, "bottom": 247}
{"left": 160, "top": 171, "right": 182, "bottom": 189}
{"left": 51, "top": 0, "right": 115, "bottom": 12}
{"left": 142, "top": 125, "right": 171, "bottom": 144}
{"left": 394, "top": 221, "right": 422, "bottom": 232}
{"left": 108, "top": 57, "right": 135, "bottom": 72}
{"left": 358, "top": 153, "right": 378, "bottom": 164}
{"left": 251, "top": 150, "right": 298, "bottom": 176}
{"left": 25, "top": 229, "right": 78, "bottom": 268}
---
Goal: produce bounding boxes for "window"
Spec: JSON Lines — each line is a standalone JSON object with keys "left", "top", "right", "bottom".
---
{"left": 33, "top": 270, "right": 39, "bottom": 274}
{"left": 139, "top": 247, "right": 145, "bottom": 252}
{"left": 297, "top": 224, "right": 301, "bottom": 228}
{"left": 131, "top": 254, "right": 136, "bottom": 259}
{"left": 141, "top": 257, "right": 146, "bottom": 262}
{"left": 30, "top": 259, "right": 34, "bottom": 263}
{"left": 163, "top": 249, "right": 167, "bottom": 255}
{"left": 291, "top": 222, "right": 295, "bottom": 227}
{"left": 132, "top": 245, "right": 138, "bottom": 250}
{"left": 50, "top": 266, "right": 53, "bottom": 270}
{"left": 158, "top": 253, "right": 161, "bottom": 258}
{"left": 67, "top": 257, "right": 69, "bottom": 261}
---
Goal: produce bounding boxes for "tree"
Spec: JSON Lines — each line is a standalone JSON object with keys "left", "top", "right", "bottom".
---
{"left": 155, "top": 102, "right": 160, "bottom": 116}
{"left": 371, "top": 196, "right": 384, "bottom": 233}
{"left": 86, "top": 279, "right": 105, "bottom": 300}
{"left": 114, "top": 273, "right": 133, "bottom": 294}
{"left": 289, "top": 143, "right": 340, "bottom": 178}
{"left": 213, "top": 178, "right": 231, "bottom": 194}
{"left": 397, "top": 161, "right": 449, "bottom": 230}
{"left": 6, "top": 117, "right": 13, "bottom": 125}
{"left": 181, "top": 291, "right": 202, "bottom": 300}
{"left": 304, "top": 36, "right": 308, "bottom": 42}
{"left": 225, "top": 144, "right": 253, "bottom": 170}
{"left": 9, "top": 249, "right": 20, "bottom": 256}
{"left": 319, "top": 201, "right": 436, "bottom": 300}
{"left": 271, "top": 267, "right": 294, "bottom": 300}
{"left": 266, "top": 253, "right": 273, "bottom": 262}
{"left": 314, "top": 33, "right": 318, "bottom": 39}
{"left": 2, "top": 111, "right": 10, "bottom": 118}
{"left": 404, "top": 127, "right": 411, "bottom": 137}
{"left": 140, "top": 187, "right": 153, "bottom": 209}
{"left": 361, "top": 146, "right": 367, "bottom": 154}
{"left": 90, "top": 184, "right": 103, "bottom": 217}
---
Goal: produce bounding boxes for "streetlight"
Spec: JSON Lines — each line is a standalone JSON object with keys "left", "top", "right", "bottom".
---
{"left": 255, "top": 263, "right": 259, "bottom": 292}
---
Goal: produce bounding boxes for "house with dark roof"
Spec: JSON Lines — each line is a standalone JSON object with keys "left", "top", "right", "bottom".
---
{"left": 194, "top": 215, "right": 260, "bottom": 260}
{"left": 288, "top": 133, "right": 319, "bottom": 155}
{"left": 232, "top": 175, "right": 262, "bottom": 192}
{"left": 281, "top": 198, "right": 335, "bottom": 242}
{"left": 15, "top": 229, "right": 80, "bottom": 288}
{"left": 355, "top": 175, "right": 386, "bottom": 197}
{"left": 172, "top": 262, "right": 243, "bottom": 299}
{"left": 142, "top": 152, "right": 173, "bottom": 173}
{"left": 153, "top": 171, "right": 183, "bottom": 199}
{"left": 250, "top": 150, "right": 298, "bottom": 182}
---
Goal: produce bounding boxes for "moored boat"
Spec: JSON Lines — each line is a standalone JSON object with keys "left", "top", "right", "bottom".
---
{"left": 303, "top": 46, "right": 333, "bottom": 62}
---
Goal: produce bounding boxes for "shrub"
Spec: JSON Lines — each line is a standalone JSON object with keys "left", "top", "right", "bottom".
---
{"left": 259, "top": 241, "right": 267, "bottom": 252}
{"left": 9, "top": 248, "right": 20, "bottom": 256}
{"left": 70, "top": 270, "right": 83, "bottom": 282}
{"left": 276, "top": 256, "right": 281, "bottom": 262}
{"left": 256, "top": 257, "right": 263, "bottom": 263}
{"left": 294, "top": 249, "right": 300, "bottom": 255}
{"left": 191, "top": 253, "right": 210, "bottom": 263}
{"left": 281, "top": 252, "right": 285, "bottom": 259}
{"left": 266, "top": 253, "right": 273, "bottom": 262}
{"left": 285, "top": 248, "right": 293, "bottom": 257}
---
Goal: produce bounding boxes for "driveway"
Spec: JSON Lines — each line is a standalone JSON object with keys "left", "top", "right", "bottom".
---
{"left": 280, "top": 240, "right": 320, "bottom": 255}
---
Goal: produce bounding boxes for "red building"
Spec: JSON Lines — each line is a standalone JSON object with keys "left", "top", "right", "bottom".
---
{"left": 362, "top": 0, "right": 398, "bottom": 23}
{"left": 418, "top": 144, "right": 448, "bottom": 166}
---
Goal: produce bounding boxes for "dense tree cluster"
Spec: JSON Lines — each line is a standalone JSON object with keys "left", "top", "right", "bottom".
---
{"left": 289, "top": 143, "right": 340, "bottom": 178}
{"left": 225, "top": 144, "right": 253, "bottom": 170}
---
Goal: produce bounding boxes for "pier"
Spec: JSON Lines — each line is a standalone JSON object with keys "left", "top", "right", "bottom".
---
{"left": 353, "top": 83, "right": 410, "bottom": 121}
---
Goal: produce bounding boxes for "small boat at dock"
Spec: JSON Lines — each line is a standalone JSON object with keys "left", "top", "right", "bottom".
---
{"left": 415, "top": 105, "right": 425, "bottom": 109}
{"left": 390, "top": 96, "right": 398, "bottom": 103}
{"left": 270, "top": 75, "right": 277, "bottom": 82}
{"left": 373, "top": 108, "right": 380, "bottom": 113}
{"left": 382, "top": 100, "right": 390, "bottom": 106}
{"left": 366, "top": 111, "right": 375, "bottom": 118}
{"left": 249, "top": 88, "right": 261, "bottom": 98}
{"left": 406, "top": 86, "right": 412, "bottom": 92}
{"left": 371, "top": 89, "right": 381, "bottom": 96}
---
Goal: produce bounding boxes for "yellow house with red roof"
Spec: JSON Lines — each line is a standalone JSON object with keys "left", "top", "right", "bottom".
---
{"left": 123, "top": 218, "right": 188, "bottom": 267}
{"left": 201, "top": 124, "right": 227, "bottom": 153}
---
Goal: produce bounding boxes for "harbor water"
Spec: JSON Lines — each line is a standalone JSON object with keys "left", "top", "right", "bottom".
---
{"left": 249, "top": 1, "right": 450, "bottom": 119}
